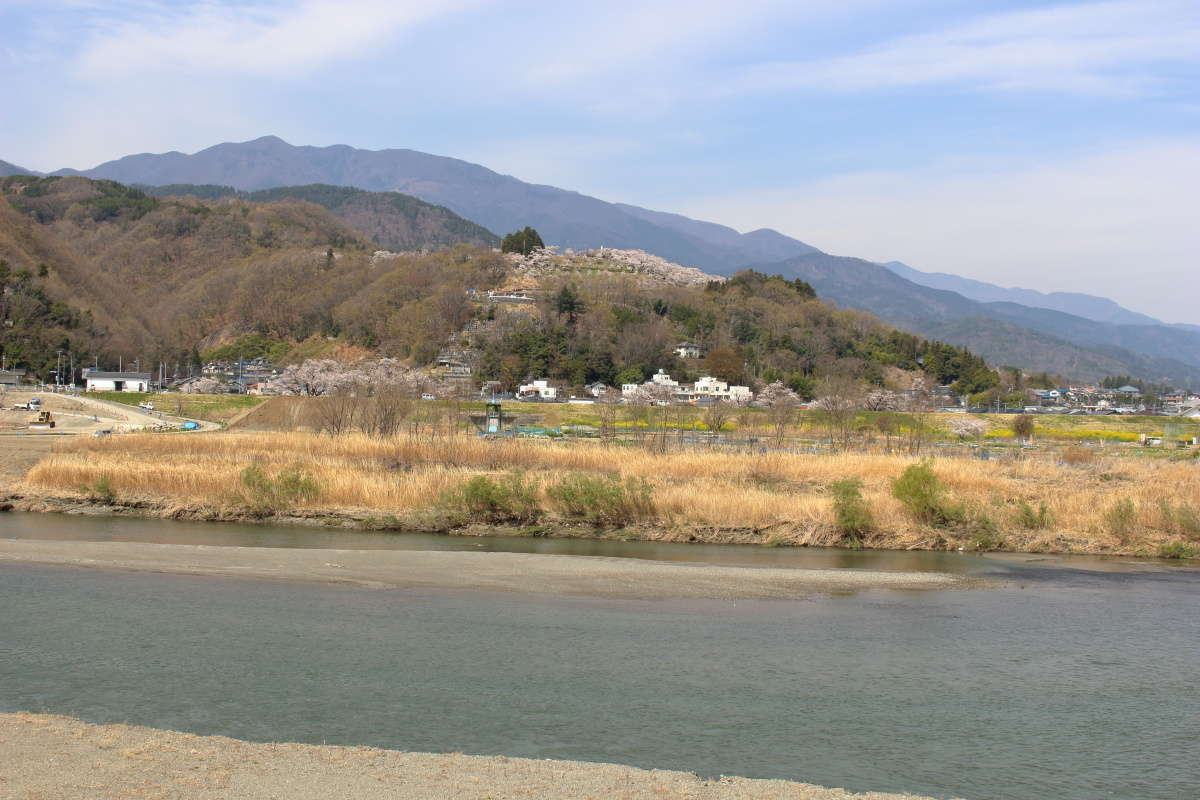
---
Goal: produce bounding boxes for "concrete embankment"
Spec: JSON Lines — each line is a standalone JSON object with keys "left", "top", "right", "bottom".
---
{"left": 0, "top": 713, "right": 952, "bottom": 800}
{"left": 0, "top": 538, "right": 975, "bottom": 599}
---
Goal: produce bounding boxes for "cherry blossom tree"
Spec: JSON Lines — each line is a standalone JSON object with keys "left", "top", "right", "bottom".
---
{"left": 863, "top": 389, "right": 899, "bottom": 411}
{"left": 948, "top": 416, "right": 989, "bottom": 442}
{"left": 182, "top": 377, "right": 227, "bottom": 394}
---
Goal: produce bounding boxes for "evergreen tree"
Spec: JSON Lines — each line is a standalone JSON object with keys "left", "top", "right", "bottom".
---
{"left": 555, "top": 284, "right": 584, "bottom": 322}
{"left": 500, "top": 226, "right": 545, "bottom": 255}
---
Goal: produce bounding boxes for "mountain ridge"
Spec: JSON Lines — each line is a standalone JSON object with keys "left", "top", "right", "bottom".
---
{"left": 0, "top": 160, "right": 38, "bottom": 177}
{"left": 48, "top": 135, "right": 821, "bottom": 274}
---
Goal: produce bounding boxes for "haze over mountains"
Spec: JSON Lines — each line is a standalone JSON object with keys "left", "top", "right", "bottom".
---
{"left": 760, "top": 253, "right": 1200, "bottom": 388}
{"left": 881, "top": 261, "right": 1164, "bottom": 327}
{"left": 13, "top": 135, "right": 1198, "bottom": 386}
{"left": 0, "top": 160, "right": 34, "bottom": 177}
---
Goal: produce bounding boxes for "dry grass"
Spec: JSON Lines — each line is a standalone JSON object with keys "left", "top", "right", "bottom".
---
{"left": 23, "top": 431, "right": 1200, "bottom": 555}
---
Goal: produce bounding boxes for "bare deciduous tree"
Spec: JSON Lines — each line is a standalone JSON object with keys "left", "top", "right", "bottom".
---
{"left": 703, "top": 401, "right": 733, "bottom": 435}
{"left": 902, "top": 375, "right": 934, "bottom": 455}
{"left": 813, "top": 374, "right": 863, "bottom": 450}
{"left": 596, "top": 397, "right": 621, "bottom": 440}
{"left": 759, "top": 381, "right": 801, "bottom": 444}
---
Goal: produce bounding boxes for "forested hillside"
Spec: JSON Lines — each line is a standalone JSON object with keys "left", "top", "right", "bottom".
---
{"left": 473, "top": 269, "right": 996, "bottom": 397}
{"left": 0, "top": 175, "right": 506, "bottom": 375}
{"left": 142, "top": 183, "right": 499, "bottom": 251}
{"left": 0, "top": 175, "right": 994, "bottom": 395}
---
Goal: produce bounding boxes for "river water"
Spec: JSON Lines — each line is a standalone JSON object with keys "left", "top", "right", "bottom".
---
{"left": 2, "top": 513, "right": 1198, "bottom": 800}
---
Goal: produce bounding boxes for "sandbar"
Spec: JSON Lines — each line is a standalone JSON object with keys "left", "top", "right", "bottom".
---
{"left": 0, "top": 539, "right": 976, "bottom": 599}
{"left": 0, "top": 713, "right": 950, "bottom": 800}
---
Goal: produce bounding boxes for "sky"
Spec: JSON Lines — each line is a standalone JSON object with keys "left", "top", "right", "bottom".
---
{"left": 2, "top": 0, "right": 1198, "bottom": 323}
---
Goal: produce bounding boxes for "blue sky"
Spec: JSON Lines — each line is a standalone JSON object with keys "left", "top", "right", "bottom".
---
{"left": 2, "top": 0, "right": 1198, "bottom": 322}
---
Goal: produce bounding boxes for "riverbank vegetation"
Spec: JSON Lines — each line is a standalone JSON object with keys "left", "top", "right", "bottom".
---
{"left": 19, "top": 431, "right": 1200, "bottom": 557}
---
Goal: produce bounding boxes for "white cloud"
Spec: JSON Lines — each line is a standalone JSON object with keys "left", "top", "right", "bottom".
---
{"left": 679, "top": 140, "right": 1200, "bottom": 324}
{"left": 724, "top": 0, "right": 1200, "bottom": 97}
{"left": 72, "top": 0, "right": 480, "bottom": 78}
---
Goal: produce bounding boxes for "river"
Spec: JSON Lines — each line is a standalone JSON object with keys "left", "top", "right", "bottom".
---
{"left": 2, "top": 512, "right": 1198, "bottom": 800}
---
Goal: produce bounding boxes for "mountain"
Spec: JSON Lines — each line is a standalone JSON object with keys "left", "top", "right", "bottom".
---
{"left": 756, "top": 252, "right": 1200, "bottom": 388}
{"left": 42, "top": 136, "right": 1195, "bottom": 385}
{"left": 881, "top": 260, "right": 1165, "bottom": 327}
{"left": 142, "top": 183, "right": 498, "bottom": 251}
{"left": 52, "top": 135, "right": 818, "bottom": 273}
{"left": 0, "top": 160, "right": 37, "bottom": 177}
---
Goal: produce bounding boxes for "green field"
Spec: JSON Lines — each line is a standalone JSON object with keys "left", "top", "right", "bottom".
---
{"left": 93, "top": 392, "right": 264, "bottom": 424}
{"left": 527, "top": 404, "right": 1199, "bottom": 440}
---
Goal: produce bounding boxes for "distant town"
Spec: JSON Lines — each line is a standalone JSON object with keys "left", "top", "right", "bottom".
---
{"left": 3, "top": 351, "right": 1198, "bottom": 419}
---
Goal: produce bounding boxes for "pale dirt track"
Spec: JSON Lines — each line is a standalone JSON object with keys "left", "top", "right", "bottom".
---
{"left": 0, "top": 713, "right": 950, "bottom": 800}
{"left": 0, "top": 539, "right": 974, "bottom": 599}
{"left": 0, "top": 391, "right": 217, "bottom": 491}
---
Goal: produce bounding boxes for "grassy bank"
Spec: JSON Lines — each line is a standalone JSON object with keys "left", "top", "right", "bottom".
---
{"left": 20, "top": 431, "right": 1200, "bottom": 558}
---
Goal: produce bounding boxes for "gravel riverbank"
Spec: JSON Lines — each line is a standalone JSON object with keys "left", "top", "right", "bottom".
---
{"left": 0, "top": 713, "right": 952, "bottom": 800}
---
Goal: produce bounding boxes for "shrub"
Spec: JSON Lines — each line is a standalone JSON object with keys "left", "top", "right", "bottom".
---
{"left": 443, "top": 473, "right": 541, "bottom": 525}
{"left": 829, "top": 478, "right": 873, "bottom": 545}
{"left": 1177, "top": 504, "right": 1200, "bottom": 539}
{"left": 1158, "top": 501, "right": 1200, "bottom": 541}
{"left": 970, "top": 531, "right": 1006, "bottom": 551}
{"left": 1103, "top": 498, "right": 1138, "bottom": 543}
{"left": 236, "top": 463, "right": 319, "bottom": 516}
{"left": 1060, "top": 446, "right": 1096, "bottom": 466}
{"left": 1014, "top": 500, "right": 1053, "bottom": 530}
{"left": 891, "top": 461, "right": 964, "bottom": 526}
{"left": 81, "top": 474, "right": 116, "bottom": 504}
{"left": 547, "top": 473, "right": 655, "bottom": 527}
{"left": 1158, "top": 541, "right": 1198, "bottom": 559}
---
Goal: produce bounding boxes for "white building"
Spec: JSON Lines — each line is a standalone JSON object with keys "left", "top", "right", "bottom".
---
{"left": 649, "top": 369, "right": 679, "bottom": 389}
{"left": 84, "top": 370, "right": 152, "bottom": 392}
{"left": 674, "top": 342, "right": 704, "bottom": 359}
{"left": 692, "top": 375, "right": 752, "bottom": 403}
{"left": 517, "top": 379, "right": 558, "bottom": 400}
{"left": 726, "top": 384, "right": 753, "bottom": 403}
{"left": 693, "top": 375, "right": 728, "bottom": 396}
